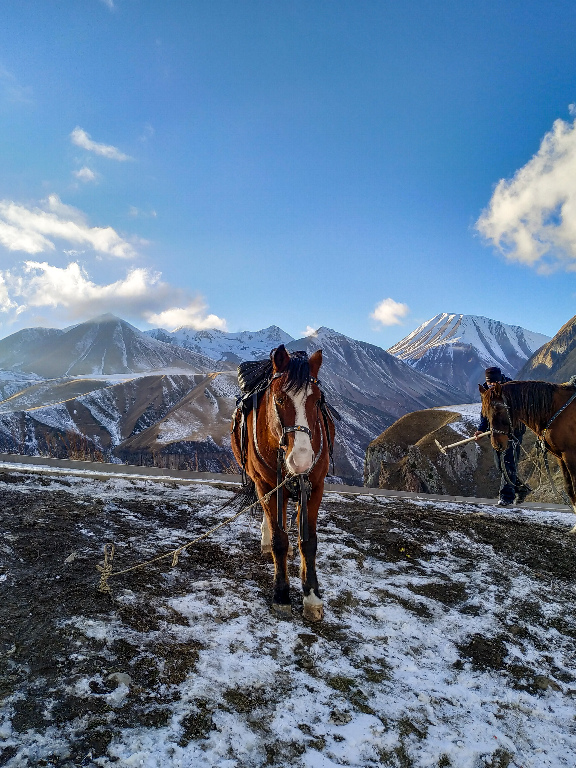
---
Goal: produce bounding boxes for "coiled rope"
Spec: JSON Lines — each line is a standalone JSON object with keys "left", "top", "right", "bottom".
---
{"left": 96, "top": 477, "right": 290, "bottom": 594}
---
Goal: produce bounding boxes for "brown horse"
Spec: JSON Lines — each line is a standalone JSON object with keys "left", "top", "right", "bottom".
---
{"left": 480, "top": 380, "right": 576, "bottom": 532}
{"left": 231, "top": 345, "right": 335, "bottom": 620}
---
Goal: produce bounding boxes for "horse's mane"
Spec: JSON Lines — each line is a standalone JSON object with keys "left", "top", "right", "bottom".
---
{"left": 237, "top": 350, "right": 310, "bottom": 396}
{"left": 277, "top": 350, "right": 310, "bottom": 393}
{"left": 494, "top": 380, "right": 575, "bottom": 431}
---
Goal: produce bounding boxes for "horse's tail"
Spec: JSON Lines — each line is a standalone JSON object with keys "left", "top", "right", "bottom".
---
{"left": 221, "top": 477, "right": 260, "bottom": 512}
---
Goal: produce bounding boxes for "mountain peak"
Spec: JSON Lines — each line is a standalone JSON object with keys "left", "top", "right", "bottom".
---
{"left": 388, "top": 313, "right": 550, "bottom": 398}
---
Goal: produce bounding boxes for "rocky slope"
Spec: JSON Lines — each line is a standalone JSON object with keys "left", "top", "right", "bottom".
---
{"left": 364, "top": 402, "right": 564, "bottom": 504}
{"left": 518, "top": 313, "right": 576, "bottom": 382}
{"left": 388, "top": 313, "right": 549, "bottom": 398}
{"left": 0, "top": 373, "right": 240, "bottom": 472}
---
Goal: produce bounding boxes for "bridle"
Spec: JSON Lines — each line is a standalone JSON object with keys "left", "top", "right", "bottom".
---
{"left": 238, "top": 373, "right": 334, "bottom": 542}
{"left": 487, "top": 400, "right": 513, "bottom": 442}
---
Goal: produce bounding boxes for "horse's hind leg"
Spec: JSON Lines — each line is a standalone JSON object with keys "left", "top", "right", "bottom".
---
{"left": 261, "top": 513, "right": 272, "bottom": 555}
{"left": 299, "top": 486, "right": 324, "bottom": 622}
{"left": 257, "top": 483, "right": 292, "bottom": 613}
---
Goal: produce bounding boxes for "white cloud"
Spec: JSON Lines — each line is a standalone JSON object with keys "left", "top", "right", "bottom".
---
{"left": 147, "top": 305, "right": 227, "bottom": 331}
{"left": 0, "top": 195, "right": 136, "bottom": 258}
{"left": 73, "top": 167, "right": 98, "bottom": 183}
{"left": 70, "top": 127, "right": 131, "bottom": 162}
{"left": 1, "top": 261, "right": 227, "bottom": 330}
{"left": 0, "top": 65, "right": 33, "bottom": 105}
{"left": 569, "top": 104, "right": 576, "bottom": 117}
{"left": 139, "top": 123, "right": 155, "bottom": 143}
{"left": 301, "top": 325, "right": 318, "bottom": 337}
{"left": 476, "top": 116, "right": 576, "bottom": 271}
{"left": 129, "top": 206, "right": 157, "bottom": 218}
{"left": 100, "top": 0, "right": 115, "bottom": 9}
{"left": 0, "top": 274, "right": 17, "bottom": 313}
{"left": 371, "top": 298, "right": 409, "bottom": 327}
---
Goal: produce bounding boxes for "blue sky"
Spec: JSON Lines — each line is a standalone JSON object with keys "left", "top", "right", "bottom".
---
{"left": 1, "top": 0, "right": 576, "bottom": 348}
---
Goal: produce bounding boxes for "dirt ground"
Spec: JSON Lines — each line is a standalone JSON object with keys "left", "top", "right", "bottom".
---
{"left": 1, "top": 470, "right": 575, "bottom": 767}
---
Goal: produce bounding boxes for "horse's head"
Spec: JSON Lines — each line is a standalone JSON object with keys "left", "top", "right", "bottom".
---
{"left": 479, "top": 382, "right": 511, "bottom": 451}
{"left": 269, "top": 344, "right": 323, "bottom": 475}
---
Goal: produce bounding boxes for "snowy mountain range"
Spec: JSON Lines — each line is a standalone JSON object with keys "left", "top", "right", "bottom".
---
{"left": 145, "top": 325, "right": 294, "bottom": 363}
{"left": 388, "top": 313, "right": 550, "bottom": 398}
{"left": 0, "top": 314, "right": 219, "bottom": 377}
{"left": 0, "top": 315, "right": 472, "bottom": 484}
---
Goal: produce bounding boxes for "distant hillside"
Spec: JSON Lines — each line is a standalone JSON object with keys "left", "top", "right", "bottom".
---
{"left": 518, "top": 314, "right": 576, "bottom": 382}
{"left": 364, "top": 403, "right": 562, "bottom": 504}
{"left": 0, "top": 320, "right": 473, "bottom": 485}
{"left": 0, "top": 373, "right": 239, "bottom": 473}
{"left": 0, "top": 314, "right": 219, "bottom": 377}
{"left": 388, "top": 313, "right": 549, "bottom": 398}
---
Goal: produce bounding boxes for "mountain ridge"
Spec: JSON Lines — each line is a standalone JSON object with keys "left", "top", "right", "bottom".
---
{"left": 388, "top": 313, "right": 550, "bottom": 398}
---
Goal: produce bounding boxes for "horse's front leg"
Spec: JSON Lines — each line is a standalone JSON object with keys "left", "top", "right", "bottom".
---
{"left": 256, "top": 482, "right": 291, "bottom": 612}
{"left": 261, "top": 512, "right": 294, "bottom": 557}
{"left": 299, "top": 484, "right": 324, "bottom": 622}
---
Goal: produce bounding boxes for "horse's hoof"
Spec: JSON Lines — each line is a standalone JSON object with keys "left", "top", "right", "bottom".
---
{"left": 272, "top": 602, "right": 292, "bottom": 616}
{"left": 261, "top": 544, "right": 272, "bottom": 555}
{"left": 568, "top": 524, "right": 576, "bottom": 535}
{"left": 302, "top": 591, "right": 324, "bottom": 622}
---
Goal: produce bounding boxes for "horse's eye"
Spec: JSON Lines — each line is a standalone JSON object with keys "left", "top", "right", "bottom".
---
{"left": 276, "top": 396, "right": 285, "bottom": 406}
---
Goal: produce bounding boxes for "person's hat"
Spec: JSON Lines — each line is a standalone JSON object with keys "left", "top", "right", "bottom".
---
{"left": 485, "top": 366, "right": 502, "bottom": 383}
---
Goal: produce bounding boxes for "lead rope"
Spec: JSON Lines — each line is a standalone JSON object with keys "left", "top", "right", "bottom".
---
{"left": 96, "top": 476, "right": 291, "bottom": 594}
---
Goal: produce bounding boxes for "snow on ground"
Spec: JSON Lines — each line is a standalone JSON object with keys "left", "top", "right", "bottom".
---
{"left": 437, "top": 403, "right": 482, "bottom": 438}
{"left": 0, "top": 472, "right": 575, "bottom": 768}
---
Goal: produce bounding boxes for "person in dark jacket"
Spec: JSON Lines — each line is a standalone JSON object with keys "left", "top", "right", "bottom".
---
{"left": 475, "top": 366, "right": 530, "bottom": 506}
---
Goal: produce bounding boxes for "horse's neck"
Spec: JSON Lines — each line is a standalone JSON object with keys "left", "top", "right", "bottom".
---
{"left": 254, "top": 392, "right": 277, "bottom": 459}
{"left": 508, "top": 382, "right": 565, "bottom": 435}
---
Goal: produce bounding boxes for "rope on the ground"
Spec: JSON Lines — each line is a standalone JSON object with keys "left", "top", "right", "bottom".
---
{"left": 96, "top": 477, "right": 290, "bottom": 594}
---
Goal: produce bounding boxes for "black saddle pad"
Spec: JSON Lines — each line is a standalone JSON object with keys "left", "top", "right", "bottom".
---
{"left": 237, "top": 359, "right": 273, "bottom": 394}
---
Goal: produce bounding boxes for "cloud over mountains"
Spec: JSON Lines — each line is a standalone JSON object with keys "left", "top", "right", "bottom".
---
{"left": 477, "top": 115, "right": 576, "bottom": 272}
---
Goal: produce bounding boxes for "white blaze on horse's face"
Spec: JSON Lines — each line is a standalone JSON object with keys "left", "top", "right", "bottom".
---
{"left": 285, "top": 385, "right": 315, "bottom": 475}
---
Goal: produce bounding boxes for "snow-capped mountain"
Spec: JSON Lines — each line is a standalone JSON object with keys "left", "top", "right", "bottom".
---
{"left": 518, "top": 312, "right": 576, "bottom": 382}
{"left": 0, "top": 314, "right": 220, "bottom": 377}
{"left": 284, "top": 327, "right": 470, "bottom": 481}
{"left": 145, "top": 325, "right": 294, "bottom": 363}
{"left": 388, "top": 313, "right": 550, "bottom": 398}
{"left": 0, "top": 320, "right": 471, "bottom": 485}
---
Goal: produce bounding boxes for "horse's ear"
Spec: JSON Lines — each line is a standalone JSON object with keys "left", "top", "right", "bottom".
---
{"left": 478, "top": 384, "right": 485, "bottom": 396}
{"left": 492, "top": 383, "right": 502, "bottom": 396}
{"left": 272, "top": 345, "right": 290, "bottom": 373}
{"left": 309, "top": 349, "right": 322, "bottom": 378}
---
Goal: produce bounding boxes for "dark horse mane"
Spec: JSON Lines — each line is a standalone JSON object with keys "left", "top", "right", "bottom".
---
{"left": 237, "top": 349, "right": 310, "bottom": 396}
{"left": 276, "top": 351, "right": 311, "bottom": 393}
{"left": 490, "top": 380, "right": 576, "bottom": 431}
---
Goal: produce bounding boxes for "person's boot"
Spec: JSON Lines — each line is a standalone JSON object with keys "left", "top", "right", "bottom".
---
{"left": 514, "top": 483, "right": 531, "bottom": 504}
